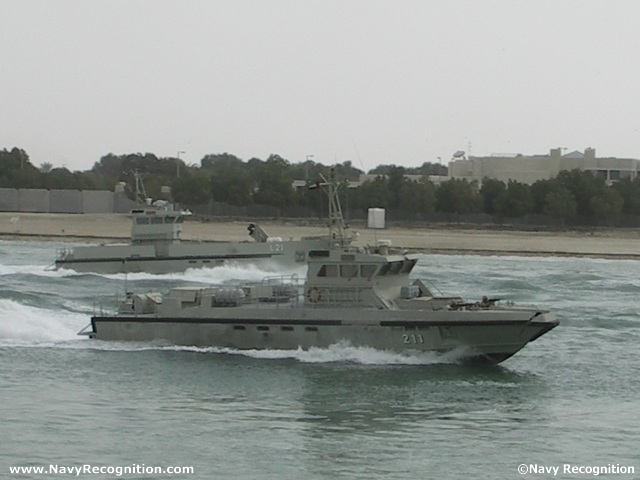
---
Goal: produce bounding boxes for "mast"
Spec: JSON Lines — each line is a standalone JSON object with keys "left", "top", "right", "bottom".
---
{"left": 313, "top": 167, "right": 349, "bottom": 246}
{"left": 327, "top": 168, "right": 346, "bottom": 243}
{"left": 132, "top": 170, "right": 148, "bottom": 205}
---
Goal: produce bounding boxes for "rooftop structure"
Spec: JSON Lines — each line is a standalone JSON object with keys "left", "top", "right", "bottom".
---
{"left": 449, "top": 148, "right": 640, "bottom": 185}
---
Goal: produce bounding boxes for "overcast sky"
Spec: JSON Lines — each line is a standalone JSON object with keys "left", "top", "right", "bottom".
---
{"left": 3, "top": 0, "right": 640, "bottom": 172}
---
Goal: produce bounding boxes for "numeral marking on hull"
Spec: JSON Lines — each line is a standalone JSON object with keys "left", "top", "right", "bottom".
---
{"left": 402, "top": 333, "right": 424, "bottom": 344}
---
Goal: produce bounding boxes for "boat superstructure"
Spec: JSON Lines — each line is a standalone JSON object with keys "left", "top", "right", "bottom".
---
{"left": 54, "top": 171, "right": 355, "bottom": 274}
{"left": 83, "top": 243, "right": 558, "bottom": 364}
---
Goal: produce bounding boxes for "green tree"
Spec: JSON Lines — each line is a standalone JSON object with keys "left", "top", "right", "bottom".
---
{"left": 494, "top": 180, "right": 533, "bottom": 218}
{"left": 0, "top": 148, "right": 41, "bottom": 188}
{"left": 92, "top": 153, "right": 123, "bottom": 176}
{"left": 544, "top": 188, "right": 577, "bottom": 224}
{"left": 413, "top": 161, "right": 447, "bottom": 176}
{"left": 480, "top": 178, "right": 506, "bottom": 214}
{"left": 612, "top": 177, "right": 640, "bottom": 215}
{"left": 368, "top": 165, "right": 394, "bottom": 175}
{"left": 92, "top": 152, "right": 182, "bottom": 197}
{"left": 531, "top": 179, "right": 560, "bottom": 214}
{"left": 397, "top": 179, "right": 436, "bottom": 217}
{"left": 333, "top": 160, "right": 364, "bottom": 181}
{"left": 73, "top": 171, "right": 108, "bottom": 190}
{"left": 210, "top": 167, "right": 252, "bottom": 206}
{"left": 590, "top": 188, "right": 624, "bottom": 223}
{"left": 252, "top": 155, "right": 294, "bottom": 208}
{"left": 435, "top": 179, "right": 482, "bottom": 214}
{"left": 201, "top": 153, "right": 244, "bottom": 170}
{"left": 42, "top": 168, "right": 74, "bottom": 189}
{"left": 172, "top": 173, "right": 211, "bottom": 205}
{"left": 556, "top": 169, "right": 606, "bottom": 217}
{"left": 355, "top": 176, "right": 392, "bottom": 209}
{"left": 387, "top": 165, "right": 408, "bottom": 208}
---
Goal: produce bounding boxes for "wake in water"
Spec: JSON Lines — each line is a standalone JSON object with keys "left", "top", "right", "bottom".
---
{"left": 0, "top": 301, "right": 470, "bottom": 365}
{"left": 221, "top": 341, "right": 474, "bottom": 365}
{"left": 0, "top": 259, "right": 304, "bottom": 282}
{"left": 0, "top": 263, "right": 76, "bottom": 278}
{"left": 0, "top": 294, "right": 475, "bottom": 364}
{"left": 0, "top": 256, "right": 309, "bottom": 350}
{"left": 0, "top": 298, "right": 85, "bottom": 346}
{"left": 64, "top": 340, "right": 474, "bottom": 365}
{"left": 97, "top": 260, "right": 307, "bottom": 284}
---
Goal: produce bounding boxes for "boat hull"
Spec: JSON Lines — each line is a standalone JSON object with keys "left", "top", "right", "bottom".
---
{"left": 89, "top": 309, "right": 558, "bottom": 364}
{"left": 57, "top": 254, "right": 255, "bottom": 274}
{"left": 56, "top": 238, "right": 332, "bottom": 273}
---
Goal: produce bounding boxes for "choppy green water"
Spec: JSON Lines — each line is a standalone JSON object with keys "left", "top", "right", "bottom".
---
{"left": 1, "top": 240, "right": 638, "bottom": 479}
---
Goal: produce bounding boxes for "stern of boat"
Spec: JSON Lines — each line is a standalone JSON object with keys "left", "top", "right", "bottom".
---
{"left": 77, "top": 321, "right": 96, "bottom": 339}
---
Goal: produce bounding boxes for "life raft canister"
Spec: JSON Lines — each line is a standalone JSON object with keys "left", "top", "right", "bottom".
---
{"left": 306, "top": 287, "right": 321, "bottom": 303}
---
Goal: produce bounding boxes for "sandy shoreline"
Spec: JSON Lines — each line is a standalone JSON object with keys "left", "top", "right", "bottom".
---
{"left": 1, "top": 212, "right": 640, "bottom": 259}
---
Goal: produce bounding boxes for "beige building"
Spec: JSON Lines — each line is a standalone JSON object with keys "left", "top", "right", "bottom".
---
{"left": 448, "top": 148, "right": 640, "bottom": 185}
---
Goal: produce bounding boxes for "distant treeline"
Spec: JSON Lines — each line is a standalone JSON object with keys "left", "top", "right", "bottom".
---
{"left": 2, "top": 147, "right": 640, "bottom": 226}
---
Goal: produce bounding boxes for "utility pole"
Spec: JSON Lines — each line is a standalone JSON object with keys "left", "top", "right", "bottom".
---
{"left": 177, "top": 151, "right": 186, "bottom": 178}
{"left": 305, "top": 154, "right": 314, "bottom": 181}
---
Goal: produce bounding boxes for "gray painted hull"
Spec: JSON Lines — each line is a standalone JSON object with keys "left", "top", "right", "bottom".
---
{"left": 89, "top": 307, "right": 558, "bottom": 364}
{"left": 56, "top": 238, "right": 330, "bottom": 273}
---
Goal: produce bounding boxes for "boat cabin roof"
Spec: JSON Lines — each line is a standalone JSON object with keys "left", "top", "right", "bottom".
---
{"left": 129, "top": 208, "right": 189, "bottom": 223}
{"left": 307, "top": 249, "right": 419, "bottom": 280}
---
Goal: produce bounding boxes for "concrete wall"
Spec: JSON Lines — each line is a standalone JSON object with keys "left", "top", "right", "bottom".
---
{"left": 49, "top": 190, "right": 83, "bottom": 213}
{"left": 18, "top": 189, "right": 50, "bottom": 212}
{"left": 0, "top": 188, "right": 19, "bottom": 211}
{"left": 114, "top": 192, "right": 138, "bottom": 213}
{"left": 82, "top": 190, "right": 114, "bottom": 213}
{"left": 0, "top": 188, "right": 127, "bottom": 213}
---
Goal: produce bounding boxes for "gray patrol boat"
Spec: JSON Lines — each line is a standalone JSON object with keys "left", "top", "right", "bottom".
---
{"left": 54, "top": 174, "right": 354, "bottom": 274}
{"left": 80, "top": 176, "right": 558, "bottom": 364}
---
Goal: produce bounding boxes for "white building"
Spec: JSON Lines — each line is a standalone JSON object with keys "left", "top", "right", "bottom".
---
{"left": 448, "top": 148, "right": 640, "bottom": 185}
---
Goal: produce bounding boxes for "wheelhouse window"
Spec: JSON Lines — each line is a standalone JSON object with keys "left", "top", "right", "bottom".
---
{"left": 340, "top": 264, "right": 358, "bottom": 278}
{"left": 389, "top": 261, "right": 403, "bottom": 274}
{"left": 360, "top": 264, "right": 377, "bottom": 279}
{"left": 400, "top": 259, "right": 417, "bottom": 273}
{"left": 151, "top": 217, "right": 163, "bottom": 224}
{"left": 136, "top": 217, "right": 150, "bottom": 225}
{"left": 318, "top": 264, "right": 338, "bottom": 277}
{"left": 379, "top": 261, "right": 404, "bottom": 275}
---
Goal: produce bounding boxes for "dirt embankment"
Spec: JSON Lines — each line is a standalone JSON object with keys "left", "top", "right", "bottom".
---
{"left": 1, "top": 212, "right": 640, "bottom": 259}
